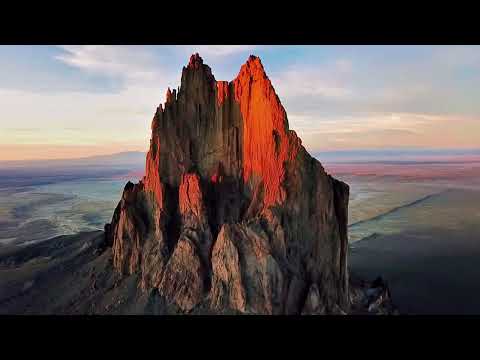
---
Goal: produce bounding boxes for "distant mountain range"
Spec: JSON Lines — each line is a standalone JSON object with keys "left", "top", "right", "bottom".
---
{"left": 4, "top": 148, "right": 480, "bottom": 171}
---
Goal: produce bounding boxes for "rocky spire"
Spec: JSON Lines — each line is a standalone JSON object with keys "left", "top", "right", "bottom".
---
{"left": 165, "top": 87, "right": 177, "bottom": 105}
{"left": 106, "top": 54, "right": 350, "bottom": 314}
{"left": 188, "top": 52, "right": 203, "bottom": 69}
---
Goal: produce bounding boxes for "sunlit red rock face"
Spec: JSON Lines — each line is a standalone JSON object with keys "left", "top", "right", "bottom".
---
{"left": 106, "top": 54, "right": 350, "bottom": 314}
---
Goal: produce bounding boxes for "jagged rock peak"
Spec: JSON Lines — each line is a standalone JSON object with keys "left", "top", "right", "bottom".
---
{"left": 243, "top": 55, "right": 266, "bottom": 73}
{"left": 188, "top": 52, "right": 204, "bottom": 69}
{"left": 236, "top": 55, "right": 271, "bottom": 86}
{"left": 165, "top": 87, "right": 174, "bottom": 104}
{"left": 107, "top": 53, "right": 350, "bottom": 315}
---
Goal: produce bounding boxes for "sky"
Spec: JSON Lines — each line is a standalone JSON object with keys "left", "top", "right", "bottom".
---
{"left": 1, "top": 45, "right": 479, "bottom": 161}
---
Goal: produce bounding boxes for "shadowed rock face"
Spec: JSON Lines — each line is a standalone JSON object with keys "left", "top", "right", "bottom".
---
{"left": 106, "top": 53, "right": 350, "bottom": 314}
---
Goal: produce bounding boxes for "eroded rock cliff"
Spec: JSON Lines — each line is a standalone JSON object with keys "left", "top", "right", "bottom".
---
{"left": 106, "top": 53, "right": 350, "bottom": 314}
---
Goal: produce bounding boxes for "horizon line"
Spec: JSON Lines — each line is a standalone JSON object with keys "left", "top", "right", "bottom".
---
{"left": 2, "top": 146, "right": 480, "bottom": 164}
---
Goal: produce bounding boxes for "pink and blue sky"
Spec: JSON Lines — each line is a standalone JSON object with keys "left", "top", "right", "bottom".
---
{"left": 1, "top": 45, "right": 479, "bottom": 161}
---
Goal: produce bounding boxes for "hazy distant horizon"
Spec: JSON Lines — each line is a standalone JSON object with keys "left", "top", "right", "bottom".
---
{"left": 2, "top": 147, "right": 480, "bottom": 166}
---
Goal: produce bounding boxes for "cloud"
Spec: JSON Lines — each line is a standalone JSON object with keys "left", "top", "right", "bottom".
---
{"left": 0, "top": 85, "right": 156, "bottom": 150}
{"left": 289, "top": 112, "right": 425, "bottom": 135}
{"left": 432, "top": 46, "right": 480, "bottom": 69}
{"left": 273, "top": 59, "right": 354, "bottom": 100}
{"left": 55, "top": 45, "right": 174, "bottom": 87}
{"left": 2, "top": 46, "right": 200, "bottom": 159}
{"left": 288, "top": 111, "right": 480, "bottom": 151}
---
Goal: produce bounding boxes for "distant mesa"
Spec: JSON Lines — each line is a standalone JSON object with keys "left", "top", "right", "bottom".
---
{"left": 105, "top": 53, "right": 351, "bottom": 314}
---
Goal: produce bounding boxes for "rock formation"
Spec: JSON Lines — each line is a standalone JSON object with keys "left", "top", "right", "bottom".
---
{"left": 105, "top": 53, "right": 350, "bottom": 314}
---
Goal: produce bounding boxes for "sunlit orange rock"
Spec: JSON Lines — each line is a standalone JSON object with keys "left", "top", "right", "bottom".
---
{"left": 233, "top": 55, "right": 301, "bottom": 208}
{"left": 216, "top": 81, "right": 229, "bottom": 106}
{"left": 178, "top": 173, "right": 204, "bottom": 219}
{"left": 107, "top": 54, "right": 350, "bottom": 314}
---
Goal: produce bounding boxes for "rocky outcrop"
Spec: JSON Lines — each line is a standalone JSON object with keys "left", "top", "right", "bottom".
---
{"left": 106, "top": 53, "right": 350, "bottom": 314}
{"left": 209, "top": 222, "right": 284, "bottom": 314}
{"left": 349, "top": 276, "right": 398, "bottom": 315}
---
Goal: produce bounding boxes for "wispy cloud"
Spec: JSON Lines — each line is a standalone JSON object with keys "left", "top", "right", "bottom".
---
{"left": 273, "top": 59, "right": 354, "bottom": 99}
{"left": 288, "top": 111, "right": 480, "bottom": 151}
{"left": 432, "top": 46, "right": 480, "bottom": 69}
{"left": 55, "top": 45, "right": 163, "bottom": 84}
